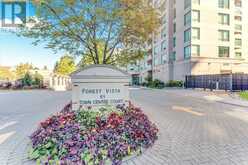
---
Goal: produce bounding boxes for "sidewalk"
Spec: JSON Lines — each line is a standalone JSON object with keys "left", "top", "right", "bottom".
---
{"left": 190, "top": 89, "right": 248, "bottom": 108}
{"left": 217, "top": 94, "right": 248, "bottom": 108}
{"left": 139, "top": 87, "right": 248, "bottom": 108}
{"left": 184, "top": 89, "right": 248, "bottom": 108}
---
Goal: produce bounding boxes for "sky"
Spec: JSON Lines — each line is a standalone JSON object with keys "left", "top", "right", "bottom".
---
{"left": 0, "top": 31, "right": 63, "bottom": 69}
{"left": 0, "top": 1, "right": 63, "bottom": 70}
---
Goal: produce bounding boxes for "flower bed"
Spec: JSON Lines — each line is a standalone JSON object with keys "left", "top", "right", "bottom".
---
{"left": 29, "top": 103, "right": 158, "bottom": 164}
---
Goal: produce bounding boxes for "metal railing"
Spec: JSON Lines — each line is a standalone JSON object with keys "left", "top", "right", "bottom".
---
{"left": 185, "top": 74, "right": 248, "bottom": 91}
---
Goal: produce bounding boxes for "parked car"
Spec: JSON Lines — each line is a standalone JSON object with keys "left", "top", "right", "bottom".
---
{"left": 1, "top": 82, "right": 12, "bottom": 89}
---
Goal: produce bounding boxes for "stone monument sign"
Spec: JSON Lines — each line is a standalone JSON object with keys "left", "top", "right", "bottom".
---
{"left": 70, "top": 65, "right": 130, "bottom": 110}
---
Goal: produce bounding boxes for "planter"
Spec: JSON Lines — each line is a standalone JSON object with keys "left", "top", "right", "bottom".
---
{"left": 28, "top": 103, "right": 158, "bottom": 164}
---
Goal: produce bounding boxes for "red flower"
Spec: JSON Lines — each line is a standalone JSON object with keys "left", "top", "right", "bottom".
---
{"left": 107, "top": 113, "right": 123, "bottom": 129}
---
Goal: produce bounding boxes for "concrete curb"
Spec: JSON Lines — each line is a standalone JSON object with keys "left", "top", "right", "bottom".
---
{"left": 217, "top": 100, "right": 248, "bottom": 108}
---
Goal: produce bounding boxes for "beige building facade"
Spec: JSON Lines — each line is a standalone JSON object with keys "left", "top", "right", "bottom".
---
{"left": 30, "top": 68, "right": 71, "bottom": 91}
{"left": 171, "top": 0, "right": 248, "bottom": 81}
{"left": 131, "top": 0, "right": 248, "bottom": 83}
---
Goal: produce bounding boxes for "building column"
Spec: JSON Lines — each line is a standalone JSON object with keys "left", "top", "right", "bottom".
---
{"left": 49, "top": 77, "right": 53, "bottom": 88}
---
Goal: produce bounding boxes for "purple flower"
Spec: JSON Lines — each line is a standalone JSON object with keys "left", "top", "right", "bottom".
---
{"left": 29, "top": 102, "right": 158, "bottom": 164}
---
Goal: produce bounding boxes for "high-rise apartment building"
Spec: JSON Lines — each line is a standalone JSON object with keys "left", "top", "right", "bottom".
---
{"left": 129, "top": 0, "right": 248, "bottom": 84}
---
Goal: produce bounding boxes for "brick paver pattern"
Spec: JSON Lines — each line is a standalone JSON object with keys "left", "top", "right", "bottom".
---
{"left": 1, "top": 89, "right": 248, "bottom": 165}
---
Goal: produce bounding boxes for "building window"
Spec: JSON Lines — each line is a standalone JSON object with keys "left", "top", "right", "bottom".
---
{"left": 235, "top": 24, "right": 242, "bottom": 31}
{"left": 192, "top": 45, "right": 200, "bottom": 56}
{"left": 154, "top": 58, "right": 160, "bottom": 65}
{"left": 184, "top": 29, "right": 191, "bottom": 43}
{"left": 235, "top": 38, "right": 242, "bottom": 46}
{"left": 161, "top": 27, "right": 166, "bottom": 38}
{"left": 192, "top": 28, "right": 200, "bottom": 40}
{"left": 218, "top": 13, "right": 229, "bottom": 25}
{"left": 234, "top": 31, "right": 242, "bottom": 35}
{"left": 235, "top": 52, "right": 242, "bottom": 58}
{"left": 170, "top": 52, "right": 176, "bottom": 61}
{"left": 218, "top": 46, "right": 229, "bottom": 57}
{"left": 218, "top": 0, "right": 229, "bottom": 9}
{"left": 173, "top": 37, "right": 176, "bottom": 47}
{"left": 193, "top": 0, "right": 200, "bottom": 5}
{"left": 218, "top": 30, "right": 229, "bottom": 41}
{"left": 184, "top": 11, "right": 191, "bottom": 26}
{"left": 161, "top": 41, "right": 166, "bottom": 51}
{"left": 173, "top": 8, "right": 176, "bottom": 19}
{"left": 235, "top": 16, "right": 242, "bottom": 21}
{"left": 162, "top": 14, "right": 167, "bottom": 25}
{"left": 184, "top": 0, "right": 191, "bottom": 9}
{"left": 192, "top": 10, "right": 200, "bottom": 22}
{"left": 173, "top": 23, "right": 176, "bottom": 33}
{"left": 162, "top": 55, "right": 166, "bottom": 64}
{"left": 154, "top": 46, "right": 159, "bottom": 56}
{"left": 184, "top": 46, "right": 191, "bottom": 59}
{"left": 235, "top": 0, "right": 242, "bottom": 7}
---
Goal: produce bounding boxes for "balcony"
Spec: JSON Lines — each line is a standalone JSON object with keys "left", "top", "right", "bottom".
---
{"left": 234, "top": 32, "right": 242, "bottom": 39}
{"left": 235, "top": 0, "right": 242, "bottom": 7}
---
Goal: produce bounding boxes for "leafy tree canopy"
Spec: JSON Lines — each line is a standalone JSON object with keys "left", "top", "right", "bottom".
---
{"left": 32, "top": 72, "right": 43, "bottom": 86}
{"left": 18, "top": 0, "right": 160, "bottom": 66}
{"left": 54, "top": 55, "right": 76, "bottom": 75}
{"left": 15, "top": 63, "right": 33, "bottom": 79}
{"left": 0, "top": 67, "right": 15, "bottom": 80}
{"left": 22, "top": 72, "right": 33, "bottom": 86}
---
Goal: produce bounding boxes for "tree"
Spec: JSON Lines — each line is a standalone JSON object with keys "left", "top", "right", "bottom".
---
{"left": 54, "top": 55, "right": 76, "bottom": 75}
{"left": 22, "top": 72, "right": 33, "bottom": 86}
{"left": 15, "top": 63, "right": 33, "bottom": 79}
{"left": 32, "top": 72, "right": 43, "bottom": 87}
{"left": 18, "top": 0, "right": 160, "bottom": 66}
{"left": 0, "top": 67, "right": 15, "bottom": 80}
{"left": 77, "top": 40, "right": 105, "bottom": 67}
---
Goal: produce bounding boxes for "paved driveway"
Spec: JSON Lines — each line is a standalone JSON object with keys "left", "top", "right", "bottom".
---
{"left": 0, "top": 90, "right": 71, "bottom": 165}
{"left": 125, "top": 89, "right": 248, "bottom": 165}
{"left": 1, "top": 89, "right": 248, "bottom": 165}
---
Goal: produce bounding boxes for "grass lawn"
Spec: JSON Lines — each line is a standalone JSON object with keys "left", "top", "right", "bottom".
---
{"left": 239, "top": 91, "right": 248, "bottom": 100}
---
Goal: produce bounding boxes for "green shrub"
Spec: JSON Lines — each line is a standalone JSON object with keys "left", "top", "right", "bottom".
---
{"left": 150, "top": 79, "right": 165, "bottom": 89}
{"left": 239, "top": 91, "right": 248, "bottom": 100}
{"left": 32, "top": 72, "right": 43, "bottom": 87}
{"left": 22, "top": 72, "right": 33, "bottom": 86}
{"left": 142, "top": 76, "right": 165, "bottom": 89}
{"left": 144, "top": 75, "right": 152, "bottom": 83}
{"left": 141, "top": 82, "right": 148, "bottom": 87}
{"left": 143, "top": 79, "right": 165, "bottom": 89}
{"left": 166, "top": 80, "right": 184, "bottom": 87}
{"left": 20, "top": 72, "right": 44, "bottom": 88}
